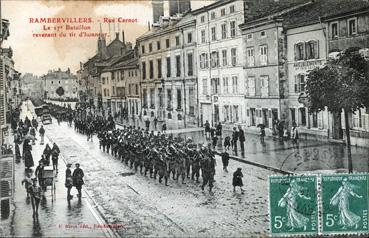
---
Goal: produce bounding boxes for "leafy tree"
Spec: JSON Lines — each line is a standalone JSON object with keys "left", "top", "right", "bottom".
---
{"left": 56, "top": 86, "right": 65, "bottom": 97}
{"left": 306, "top": 47, "right": 369, "bottom": 172}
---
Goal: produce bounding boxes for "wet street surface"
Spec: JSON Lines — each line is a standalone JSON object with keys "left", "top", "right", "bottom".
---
{"left": 10, "top": 101, "right": 369, "bottom": 237}
{"left": 46, "top": 121, "right": 272, "bottom": 237}
{"left": 11, "top": 103, "right": 109, "bottom": 237}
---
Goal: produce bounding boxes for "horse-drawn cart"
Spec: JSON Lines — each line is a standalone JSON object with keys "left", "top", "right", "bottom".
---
{"left": 43, "top": 166, "right": 56, "bottom": 200}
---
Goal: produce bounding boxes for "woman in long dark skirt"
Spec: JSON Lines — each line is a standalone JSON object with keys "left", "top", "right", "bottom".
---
{"left": 24, "top": 149, "right": 34, "bottom": 171}
{"left": 232, "top": 168, "right": 244, "bottom": 194}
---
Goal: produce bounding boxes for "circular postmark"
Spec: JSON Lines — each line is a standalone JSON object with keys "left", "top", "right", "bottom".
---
{"left": 280, "top": 147, "right": 345, "bottom": 173}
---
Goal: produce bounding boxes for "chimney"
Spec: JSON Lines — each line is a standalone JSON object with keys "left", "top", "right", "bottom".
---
{"left": 152, "top": 0, "right": 164, "bottom": 24}
{"left": 115, "top": 32, "right": 119, "bottom": 40}
{"left": 122, "top": 30, "right": 125, "bottom": 44}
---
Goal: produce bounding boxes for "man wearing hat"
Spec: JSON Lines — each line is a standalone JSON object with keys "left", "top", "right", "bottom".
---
{"left": 72, "top": 163, "right": 84, "bottom": 200}
{"left": 65, "top": 163, "right": 73, "bottom": 200}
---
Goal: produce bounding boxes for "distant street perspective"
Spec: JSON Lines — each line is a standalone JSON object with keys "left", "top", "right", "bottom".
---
{"left": 1, "top": 0, "right": 369, "bottom": 237}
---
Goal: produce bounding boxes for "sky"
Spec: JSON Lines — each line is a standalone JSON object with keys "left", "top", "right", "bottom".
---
{"left": 2, "top": 0, "right": 213, "bottom": 76}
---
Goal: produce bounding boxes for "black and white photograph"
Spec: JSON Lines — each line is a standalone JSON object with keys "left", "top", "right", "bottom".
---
{"left": 0, "top": 0, "right": 369, "bottom": 237}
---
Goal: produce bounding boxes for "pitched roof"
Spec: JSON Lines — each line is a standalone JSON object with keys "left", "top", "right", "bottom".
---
{"left": 283, "top": 0, "right": 369, "bottom": 28}
{"left": 245, "top": 0, "right": 312, "bottom": 21}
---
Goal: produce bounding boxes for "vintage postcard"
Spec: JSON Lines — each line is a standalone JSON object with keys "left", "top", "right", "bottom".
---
{"left": 0, "top": 0, "right": 369, "bottom": 237}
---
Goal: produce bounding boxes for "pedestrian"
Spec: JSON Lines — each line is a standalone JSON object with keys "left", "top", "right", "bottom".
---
{"left": 162, "top": 123, "right": 167, "bottom": 134}
{"left": 35, "top": 160, "right": 46, "bottom": 199}
{"left": 238, "top": 125, "right": 245, "bottom": 155}
{"left": 43, "top": 144, "right": 52, "bottom": 166}
{"left": 24, "top": 141, "right": 34, "bottom": 170}
{"left": 21, "top": 172, "right": 33, "bottom": 199}
{"left": 145, "top": 118, "right": 150, "bottom": 131}
{"left": 154, "top": 117, "right": 158, "bottom": 131}
{"left": 223, "top": 136, "right": 231, "bottom": 151}
{"left": 72, "top": 163, "right": 84, "bottom": 200}
{"left": 260, "top": 126, "right": 265, "bottom": 143}
{"left": 283, "top": 127, "right": 289, "bottom": 141}
{"left": 30, "top": 127, "right": 36, "bottom": 145}
{"left": 30, "top": 178, "right": 42, "bottom": 219}
{"left": 216, "top": 122, "right": 222, "bottom": 138}
{"left": 211, "top": 134, "right": 218, "bottom": 150}
{"left": 39, "top": 125, "right": 45, "bottom": 145}
{"left": 51, "top": 142, "right": 60, "bottom": 172}
{"left": 65, "top": 163, "right": 73, "bottom": 201}
{"left": 204, "top": 120, "right": 210, "bottom": 139}
{"left": 232, "top": 168, "right": 244, "bottom": 194}
{"left": 221, "top": 151, "right": 230, "bottom": 172}
{"left": 32, "top": 117, "right": 38, "bottom": 131}
{"left": 231, "top": 127, "right": 239, "bottom": 155}
{"left": 291, "top": 122, "right": 299, "bottom": 146}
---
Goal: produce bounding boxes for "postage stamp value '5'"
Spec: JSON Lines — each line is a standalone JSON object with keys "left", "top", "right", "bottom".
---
{"left": 321, "top": 174, "right": 369, "bottom": 235}
{"left": 269, "top": 176, "right": 319, "bottom": 236}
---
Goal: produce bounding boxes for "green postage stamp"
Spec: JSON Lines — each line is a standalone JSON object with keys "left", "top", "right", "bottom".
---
{"left": 269, "top": 175, "right": 318, "bottom": 236}
{"left": 321, "top": 174, "right": 369, "bottom": 235}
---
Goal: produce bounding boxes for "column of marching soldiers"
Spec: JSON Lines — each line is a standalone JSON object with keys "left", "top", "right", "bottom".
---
{"left": 56, "top": 107, "right": 217, "bottom": 192}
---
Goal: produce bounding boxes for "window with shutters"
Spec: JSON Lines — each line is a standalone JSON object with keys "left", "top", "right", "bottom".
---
{"left": 233, "top": 105, "right": 239, "bottom": 122}
{"left": 167, "top": 89, "right": 172, "bottom": 108}
{"left": 211, "top": 12, "right": 216, "bottom": 20}
{"left": 211, "top": 78, "right": 220, "bottom": 95}
{"left": 187, "top": 53, "right": 193, "bottom": 76}
{"left": 247, "top": 47, "right": 254, "bottom": 67}
{"left": 189, "top": 87, "right": 195, "bottom": 115}
{"left": 149, "top": 43, "right": 153, "bottom": 52}
{"left": 166, "top": 57, "right": 171, "bottom": 77}
{"left": 211, "top": 27, "right": 216, "bottom": 41}
{"left": 294, "top": 74, "right": 306, "bottom": 92}
{"left": 221, "top": 23, "right": 227, "bottom": 39}
{"left": 143, "top": 89, "right": 147, "bottom": 107}
{"left": 157, "top": 58, "right": 162, "bottom": 78}
{"left": 157, "top": 41, "right": 161, "bottom": 50}
{"left": 177, "top": 88, "right": 182, "bottom": 110}
{"left": 223, "top": 77, "right": 229, "bottom": 94}
{"left": 348, "top": 17, "right": 357, "bottom": 36}
{"left": 211, "top": 51, "right": 219, "bottom": 68}
{"left": 230, "top": 5, "right": 235, "bottom": 13}
{"left": 176, "top": 55, "right": 181, "bottom": 77}
{"left": 187, "top": 32, "right": 192, "bottom": 43}
{"left": 250, "top": 108, "right": 256, "bottom": 126}
{"left": 260, "top": 75, "right": 269, "bottom": 97}
{"left": 260, "top": 45, "right": 268, "bottom": 65}
{"left": 201, "top": 30, "right": 206, "bottom": 43}
{"left": 142, "top": 62, "right": 146, "bottom": 79}
{"left": 222, "top": 49, "right": 228, "bottom": 66}
{"left": 295, "top": 42, "right": 305, "bottom": 61}
{"left": 158, "top": 88, "right": 163, "bottom": 107}
{"left": 232, "top": 76, "right": 238, "bottom": 93}
{"left": 201, "top": 15, "right": 205, "bottom": 23}
{"left": 141, "top": 45, "right": 145, "bottom": 54}
{"left": 150, "top": 88, "right": 155, "bottom": 108}
{"left": 221, "top": 8, "right": 226, "bottom": 16}
{"left": 248, "top": 77, "right": 255, "bottom": 96}
{"left": 231, "top": 48, "right": 237, "bottom": 66}
{"left": 175, "top": 36, "right": 180, "bottom": 46}
{"left": 149, "top": 60, "right": 154, "bottom": 79}
{"left": 202, "top": 78, "right": 208, "bottom": 95}
{"left": 306, "top": 40, "right": 319, "bottom": 59}
{"left": 230, "top": 21, "right": 236, "bottom": 38}
{"left": 331, "top": 22, "right": 338, "bottom": 39}
{"left": 166, "top": 38, "right": 170, "bottom": 48}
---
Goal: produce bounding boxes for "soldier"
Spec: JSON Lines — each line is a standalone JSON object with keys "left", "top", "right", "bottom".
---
{"left": 191, "top": 152, "right": 201, "bottom": 183}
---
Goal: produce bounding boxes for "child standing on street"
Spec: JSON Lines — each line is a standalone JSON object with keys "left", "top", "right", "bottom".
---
{"left": 232, "top": 168, "right": 244, "bottom": 194}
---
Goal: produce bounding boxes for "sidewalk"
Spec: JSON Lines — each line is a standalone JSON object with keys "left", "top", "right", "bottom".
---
{"left": 116, "top": 119, "right": 369, "bottom": 173}
{"left": 11, "top": 101, "right": 109, "bottom": 237}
